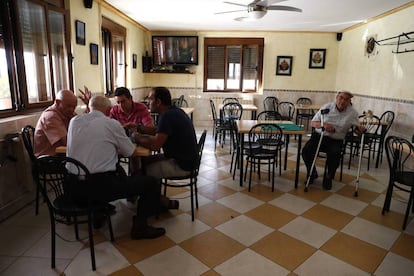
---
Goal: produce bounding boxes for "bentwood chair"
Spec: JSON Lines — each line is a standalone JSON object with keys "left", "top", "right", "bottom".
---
{"left": 263, "top": 96, "right": 279, "bottom": 112}
{"left": 219, "top": 102, "right": 243, "bottom": 150}
{"left": 172, "top": 95, "right": 185, "bottom": 107}
{"left": 256, "top": 110, "right": 282, "bottom": 121}
{"left": 35, "top": 155, "right": 114, "bottom": 271}
{"left": 162, "top": 130, "right": 207, "bottom": 221}
{"left": 382, "top": 135, "right": 414, "bottom": 230}
{"left": 245, "top": 123, "right": 284, "bottom": 192}
{"left": 222, "top": 97, "right": 239, "bottom": 105}
{"left": 296, "top": 97, "right": 315, "bottom": 130}
{"left": 21, "top": 125, "right": 41, "bottom": 215}
{"left": 374, "top": 110, "right": 395, "bottom": 167}
{"left": 277, "top": 101, "right": 295, "bottom": 121}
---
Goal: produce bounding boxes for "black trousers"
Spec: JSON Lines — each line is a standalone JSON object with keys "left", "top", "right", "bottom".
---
{"left": 68, "top": 171, "right": 160, "bottom": 222}
{"left": 302, "top": 133, "right": 343, "bottom": 179}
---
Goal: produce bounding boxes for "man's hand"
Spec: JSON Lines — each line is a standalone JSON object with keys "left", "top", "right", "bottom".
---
{"left": 78, "top": 86, "right": 92, "bottom": 106}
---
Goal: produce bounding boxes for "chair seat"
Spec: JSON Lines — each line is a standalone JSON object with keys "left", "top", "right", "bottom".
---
{"left": 395, "top": 172, "right": 414, "bottom": 187}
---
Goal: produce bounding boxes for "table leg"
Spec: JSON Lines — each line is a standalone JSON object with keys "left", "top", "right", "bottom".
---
{"left": 251, "top": 110, "right": 256, "bottom": 120}
{"left": 284, "top": 134, "right": 289, "bottom": 170}
{"left": 239, "top": 132, "right": 244, "bottom": 187}
{"left": 295, "top": 134, "right": 302, "bottom": 188}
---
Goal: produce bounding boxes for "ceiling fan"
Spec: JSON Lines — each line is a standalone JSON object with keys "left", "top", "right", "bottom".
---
{"left": 215, "top": 0, "right": 302, "bottom": 21}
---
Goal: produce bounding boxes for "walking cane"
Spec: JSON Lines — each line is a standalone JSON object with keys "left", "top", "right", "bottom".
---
{"left": 354, "top": 114, "right": 372, "bottom": 197}
{"left": 305, "top": 108, "right": 330, "bottom": 192}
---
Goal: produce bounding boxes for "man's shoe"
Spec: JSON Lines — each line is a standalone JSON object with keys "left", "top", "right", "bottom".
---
{"left": 131, "top": 225, "right": 166, "bottom": 240}
{"left": 323, "top": 177, "right": 332, "bottom": 190}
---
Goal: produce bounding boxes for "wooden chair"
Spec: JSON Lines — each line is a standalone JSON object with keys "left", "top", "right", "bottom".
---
{"left": 277, "top": 101, "right": 295, "bottom": 121}
{"left": 263, "top": 96, "right": 279, "bottom": 112}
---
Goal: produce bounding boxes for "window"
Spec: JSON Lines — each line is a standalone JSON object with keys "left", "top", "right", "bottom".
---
{"left": 102, "top": 17, "right": 126, "bottom": 96}
{"left": 0, "top": 0, "right": 71, "bottom": 117}
{"left": 204, "top": 37, "right": 264, "bottom": 93}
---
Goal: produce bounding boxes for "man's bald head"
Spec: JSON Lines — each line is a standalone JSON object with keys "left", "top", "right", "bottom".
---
{"left": 89, "top": 95, "right": 112, "bottom": 116}
{"left": 55, "top": 90, "right": 77, "bottom": 118}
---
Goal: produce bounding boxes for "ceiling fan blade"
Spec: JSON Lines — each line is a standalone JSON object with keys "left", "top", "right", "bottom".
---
{"left": 256, "top": 0, "right": 287, "bottom": 7}
{"left": 214, "top": 9, "right": 246, "bottom": 15}
{"left": 267, "top": 5, "right": 302, "bottom": 12}
{"left": 223, "top": 1, "right": 248, "bottom": 8}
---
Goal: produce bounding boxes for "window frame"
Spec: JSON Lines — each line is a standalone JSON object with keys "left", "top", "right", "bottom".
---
{"left": 0, "top": 0, "right": 71, "bottom": 118}
{"left": 203, "top": 37, "right": 264, "bottom": 93}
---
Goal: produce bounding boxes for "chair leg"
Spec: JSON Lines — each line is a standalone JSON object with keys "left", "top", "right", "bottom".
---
{"left": 190, "top": 183, "right": 194, "bottom": 221}
{"left": 402, "top": 188, "right": 414, "bottom": 230}
{"left": 51, "top": 221, "right": 56, "bottom": 268}
{"left": 87, "top": 214, "right": 97, "bottom": 271}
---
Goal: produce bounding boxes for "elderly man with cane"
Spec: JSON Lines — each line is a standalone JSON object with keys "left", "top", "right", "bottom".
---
{"left": 302, "top": 90, "right": 364, "bottom": 190}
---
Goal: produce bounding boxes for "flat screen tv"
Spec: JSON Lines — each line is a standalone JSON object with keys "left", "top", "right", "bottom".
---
{"left": 152, "top": 36, "right": 198, "bottom": 66}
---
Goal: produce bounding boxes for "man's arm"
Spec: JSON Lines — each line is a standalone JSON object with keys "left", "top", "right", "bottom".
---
{"left": 133, "top": 132, "right": 167, "bottom": 151}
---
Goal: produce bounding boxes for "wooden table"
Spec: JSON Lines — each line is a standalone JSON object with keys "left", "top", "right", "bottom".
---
{"left": 151, "top": 107, "right": 194, "bottom": 122}
{"left": 236, "top": 120, "right": 305, "bottom": 188}
{"left": 219, "top": 104, "right": 258, "bottom": 120}
{"left": 55, "top": 145, "right": 151, "bottom": 156}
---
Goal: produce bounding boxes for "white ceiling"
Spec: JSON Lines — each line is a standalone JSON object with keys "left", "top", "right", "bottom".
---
{"left": 104, "top": 0, "right": 413, "bottom": 32}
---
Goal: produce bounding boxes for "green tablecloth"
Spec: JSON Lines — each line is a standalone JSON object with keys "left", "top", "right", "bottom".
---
{"left": 262, "top": 123, "right": 303, "bottom": 131}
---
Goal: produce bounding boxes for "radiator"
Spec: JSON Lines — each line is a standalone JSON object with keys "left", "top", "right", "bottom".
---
{"left": 210, "top": 97, "right": 254, "bottom": 120}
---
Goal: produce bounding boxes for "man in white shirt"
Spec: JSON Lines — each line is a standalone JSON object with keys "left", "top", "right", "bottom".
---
{"left": 67, "top": 95, "right": 165, "bottom": 239}
{"left": 302, "top": 90, "right": 364, "bottom": 190}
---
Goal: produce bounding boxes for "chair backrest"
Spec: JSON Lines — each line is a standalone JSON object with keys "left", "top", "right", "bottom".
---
{"left": 209, "top": 99, "right": 218, "bottom": 121}
{"left": 359, "top": 114, "right": 381, "bottom": 135}
{"left": 172, "top": 95, "right": 185, "bottom": 107}
{"left": 248, "top": 123, "right": 283, "bottom": 151}
{"left": 35, "top": 155, "right": 90, "bottom": 211}
{"left": 21, "top": 125, "right": 36, "bottom": 162}
{"left": 296, "top": 97, "right": 313, "bottom": 115}
{"left": 263, "top": 96, "right": 279, "bottom": 111}
{"left": 277, "top": 101, "right": 295, "bottom": 120}
{"left": 296, "top": 97, "right": 312, "bottom": 105}
{"left": 385, "top": 135, "right": 414, "bottom": 182}
{"left": 222, "top": 102, "right": 243, "bottom": 121}
{"left": 222, "top": 97, "right": 239, "bottom": 105}
{"left": 195, "top": 130, "right": 207, "bottom": 173}
{"left": 256, "top": 110, "right": 282, "bottom": 120}
{"left": 379, "top": 110, "right": 395, "bottom": 135}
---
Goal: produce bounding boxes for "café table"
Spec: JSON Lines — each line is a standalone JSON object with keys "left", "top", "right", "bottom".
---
{"left": 55, "top": 145, "right": 151, "bottom": 157}
{"left": 151, "top": 107, "right": 194, "bottom": 123}
{"left": 219, "top": 103, "right": 258, "bottom": 120}
{"left": 235, "top": 120, "right": 305, "bottom": 188}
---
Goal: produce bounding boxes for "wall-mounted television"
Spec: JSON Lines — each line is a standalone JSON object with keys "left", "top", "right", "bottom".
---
{"left": 152, "top": 36, "right": 198, "bottom": 66}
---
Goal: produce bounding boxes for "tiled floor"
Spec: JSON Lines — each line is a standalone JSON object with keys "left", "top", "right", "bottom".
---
{"left": 1, "top": 128, "right": 414, "bottom": 275}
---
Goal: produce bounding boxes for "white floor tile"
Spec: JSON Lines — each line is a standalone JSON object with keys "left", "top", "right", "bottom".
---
{"left": 216, "top": 215, "right": 273, "bottom": 246}
{"left": 375, "top": 252, "right": 414, "bottom": 276}
{"left": 294, "top": 250, "right": 369, "bottom": 276}
{"left": 214, "top": 248, "right": 289, "bottom": 276}
{"left": 64, "top": 241, "right": 129, "bottom": 275}
{"left": 0, "top": 256, "right": 69, "bottom": 276}
{"left": 321, "top": 194, "right": 368, "bottom": 216}
{"left": 341, "top": 217, "right": 400, "bottom": 250}
{"left": 0, "top": 226, "right": 48, "bottom": 256}
{"left": 135, "top": 245, "right": 209, "bottom": 276}
{"left": 153, "top": 213, "right": 210, "bottom": 243}
{"left": 269, "top": 193, "right": 316, "bottom": 215}
{"left": 217, "top": 192, "right": 264, "bottom": 213}
{"left": 279, "top": 216, "right": 337, "bottom": 248}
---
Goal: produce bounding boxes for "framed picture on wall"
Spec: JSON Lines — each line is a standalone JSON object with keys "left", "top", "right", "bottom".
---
{"left": 132, "top": 54, "right": 137, "bottom": 69}
{"left": 75, "top": 20, "right": 85, "bottom": 45}
{"left": 276, "top": 56, "right": 293, "bottom": 76}
{"left": 90, "top": 43, "right": 98, "bottom": 65}
{"left": 309, "top": 48, "right": 326, "bottom": 69}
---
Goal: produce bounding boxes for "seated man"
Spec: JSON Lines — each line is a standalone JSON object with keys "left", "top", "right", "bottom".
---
{"left": 302, "top": 90, "right": 364, "bottom": 190}
{"left": 66, "top": 95, "right": 165, "bottom": 239}
{"left": 34, "top": 90, "right": 78, "bottom": 157}
{"left": 132, "top": 87, "right": 198, "bottom": 206}
{"left": 110, "top": 87, "right": 154, "bottom": 131}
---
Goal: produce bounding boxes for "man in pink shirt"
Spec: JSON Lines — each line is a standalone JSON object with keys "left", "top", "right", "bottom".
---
{"left": 110, "top": 87, "right": 154, "bottom": 131}
{"left": 34, "top": 90, "right": 78, "bottom": 157}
